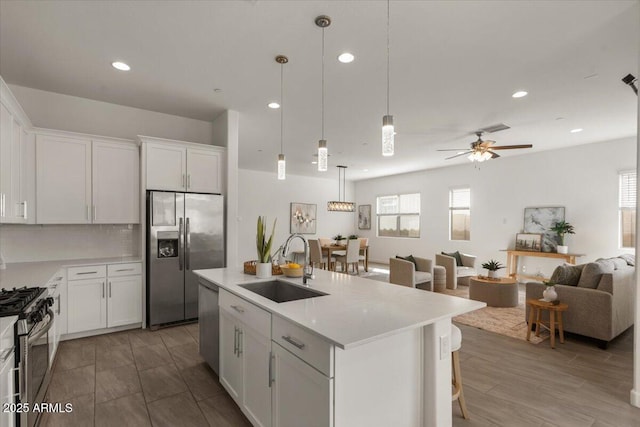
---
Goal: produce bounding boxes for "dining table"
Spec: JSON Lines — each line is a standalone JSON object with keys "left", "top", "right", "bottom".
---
{"left": 321, "top": 243, "right": 369, "bottom": 272}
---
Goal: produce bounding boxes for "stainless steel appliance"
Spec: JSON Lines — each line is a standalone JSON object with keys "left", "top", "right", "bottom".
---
{"left": 0, "top": 286, "right": 54, "bottom": 427}
{"left": 198, "top": 279, "right": 219, "bottom": 374}
{"left": 147, "top": 191, "right": 224, "bottom": 327}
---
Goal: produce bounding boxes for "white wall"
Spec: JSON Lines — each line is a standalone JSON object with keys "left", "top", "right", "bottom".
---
{"left": 0, "top": 224, "right": 140, "bottom": 262}
{"left": 237, "top": 169, "right": 356, "bottom": 266}
{"left": 8, "top": 84, "right": 216, "bottom": 145}
{"left": 355, "top": 137, "right": 636, "bottom": 276}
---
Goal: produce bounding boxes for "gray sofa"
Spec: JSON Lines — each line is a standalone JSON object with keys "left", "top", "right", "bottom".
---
{"left": 525, "top": 256, "right": 635, "bottom": 346}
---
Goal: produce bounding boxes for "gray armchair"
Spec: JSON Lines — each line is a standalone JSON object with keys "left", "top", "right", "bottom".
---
{"left": 389, "top": 257, "right": 433, "bottom": 291}
{"left": 435, "top": 253, "right": 477, "bottom": 289}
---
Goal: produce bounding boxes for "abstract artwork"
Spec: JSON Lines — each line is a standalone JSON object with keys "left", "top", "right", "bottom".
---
{"left": 290, "top": 203, "right": 317, "bottom": 234}
{"left": 358, "top": 205, "right": 371, "bottom": 230}
{"left": 523, "top": 207, "right": 565, "bottom": 252}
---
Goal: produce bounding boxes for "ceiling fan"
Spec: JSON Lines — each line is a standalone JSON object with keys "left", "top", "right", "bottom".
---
{"left": 438, "top": 132, "right": 533, "bottom": 162}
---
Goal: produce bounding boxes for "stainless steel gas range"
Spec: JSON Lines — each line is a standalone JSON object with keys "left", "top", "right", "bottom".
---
{"left": 0, "top": 287, "right": 54, "bottom": 427}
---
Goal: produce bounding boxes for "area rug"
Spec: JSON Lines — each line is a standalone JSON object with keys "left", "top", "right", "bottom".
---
{"left": 361, "top": 271, "right": 548, "bottom": 344}
{"left": 440, "top": 286, "right": 549, "bottom": 344}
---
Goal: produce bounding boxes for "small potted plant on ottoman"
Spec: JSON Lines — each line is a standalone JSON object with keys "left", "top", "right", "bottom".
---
{"left": 481, "top": 259, "right": 504, "bottom": 279}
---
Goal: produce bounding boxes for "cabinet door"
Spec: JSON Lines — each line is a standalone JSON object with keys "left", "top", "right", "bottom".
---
{"left": 36, "top": 134, "right": 92, "bottom": 224}
{"left": 242, "top": 325, "right": 272, "bottom": 427}
{"left": 146, "top": 143, "right": 186, "bottom": 191}
{"left": 0, "top": 102, "right": 25, "bottom": 224}
{"left": 272, "top": 342, "right": 332, "bottom": 427}
{"left": 186, "top": 147, "right": 222, "bottom": 194}
{"left": 0, "top": 351, "right": 15, "bottom": 427}
{"left": 67, "top": 278, "right": 107, "bottom": 333}
{"left": 0, "top": 102, "right": 12, "bottom": 222}
{"left": 107, "top": 275, "right": 142, "bottom": 328}
{"left": 92, "top": 141, "right": 140, "bottom": 224}
{"left": 219, "top": 310, "right": 242, "bottom": 401}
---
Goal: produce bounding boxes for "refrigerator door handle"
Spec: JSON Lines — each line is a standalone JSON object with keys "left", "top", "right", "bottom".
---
{"left": 186, "top": 217, "right": 191, "bottom": 270}
{"left": 178, "top": 217, "right": 184, "bottom": 271}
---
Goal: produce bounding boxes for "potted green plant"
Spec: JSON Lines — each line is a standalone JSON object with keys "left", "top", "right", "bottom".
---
{"left": 542, "top": 280, "right": 558, "bottom": 302}
{"left": 348, "top": 234, "right": 358, "bottom": 240}
{"left": 333, "top": 234, "right": 346, "bottom": 245}
{"left": 550, "top": 221, "right": 575, "bottom": 254}
{"left": 256, "top": 216, "right": 276, "bottom": 278}
{"left": 481, "top": 259, "right": 504, "bottom": 279}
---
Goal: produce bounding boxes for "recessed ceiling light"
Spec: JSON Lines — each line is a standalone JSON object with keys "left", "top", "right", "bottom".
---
{"left": 337, "top": 53, "right": 355, "bottom": 63}
{"left": 512, "top": 90, "right": 528, "bottom": 98}
{"left": 213, "top": 88, "right": 222, "bottom": 93}
{"left": 111, "top": 61, "right": 130, "bottom": 71}
{"left": 268, "top": 102, "right": 280, "bottom": 109}
{"left": 570, "top": 128, "right": 583, "bottom": 133}
{"left": 363, "top": 169, "right": 369, "bottom": 172}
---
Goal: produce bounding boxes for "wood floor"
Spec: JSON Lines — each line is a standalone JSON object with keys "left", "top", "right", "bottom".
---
{"left": 41, "top": 323, "right": 251, "bottom": 427}
{"left": 39, "top": 320, "right": 639, "bottom": 426}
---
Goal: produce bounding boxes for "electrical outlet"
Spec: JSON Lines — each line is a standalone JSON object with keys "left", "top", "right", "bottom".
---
{"left": 440, "top": 334, "right": 450, "bottom": 360}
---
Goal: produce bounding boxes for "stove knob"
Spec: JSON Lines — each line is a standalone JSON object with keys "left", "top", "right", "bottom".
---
{"left": 31, "top": 311, "right": 43, "bottom": 323}
{"left": 46, "top": 297, "right": 54, "bottom": 307}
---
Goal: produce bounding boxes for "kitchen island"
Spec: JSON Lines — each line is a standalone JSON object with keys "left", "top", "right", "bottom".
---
{"left": 195, "top": 268, "right": 484, "bottom": 427}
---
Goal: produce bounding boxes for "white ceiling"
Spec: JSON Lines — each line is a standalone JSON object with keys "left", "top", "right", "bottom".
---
{"left": 1, "top": 1, "right": 638, "bottom": 181}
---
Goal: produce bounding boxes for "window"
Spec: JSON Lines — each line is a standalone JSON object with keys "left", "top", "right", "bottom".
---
{"left": 619, "top": 171, "right": 636, "bottom": 248}
{"left": 376, "top": 193, "right": 420, "bottom": 238}
{"left": 449, "top": 187, "right": 470, "bottom": 240}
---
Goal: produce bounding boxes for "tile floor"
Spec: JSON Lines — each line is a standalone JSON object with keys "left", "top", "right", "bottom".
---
{"left": 41, "top": 323, "right": 251, "bottom": 427}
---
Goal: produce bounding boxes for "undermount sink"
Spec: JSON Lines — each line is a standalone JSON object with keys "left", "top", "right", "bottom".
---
{"left": 239, "top": 280, "right": 328, "bottom": 303}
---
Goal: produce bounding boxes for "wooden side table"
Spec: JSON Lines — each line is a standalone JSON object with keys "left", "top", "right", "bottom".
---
{"left": 526, "top": 299, "right": 569, "bottom": 348}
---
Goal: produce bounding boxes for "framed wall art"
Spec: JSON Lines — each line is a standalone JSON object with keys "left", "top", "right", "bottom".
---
{"left": 290, "top": 202, "right": 317, "bottom": 234}
{"left": 515, "top": 233, "right": 543, "bottom": 252}
{"left": 523, "top": 206, "right": 565, "bottom": 252}
{"left": 358, "top": 204, "right": 371, "bottom": 230}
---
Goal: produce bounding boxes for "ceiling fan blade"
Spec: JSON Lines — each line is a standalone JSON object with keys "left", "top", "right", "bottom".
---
{"left": 437, "top": 148, "right": 471, "bottom": 152}
{"left": 490, "top": 144, "right": 533, "bottom": 150}
{"left": 479, "top": 140, "right": 496, "bottom": 147}
{"left": 445, "top": 151, "right": 472, "bottom": 160}
{"left": 490, "top": 151, "right": 500, "bottom": 159}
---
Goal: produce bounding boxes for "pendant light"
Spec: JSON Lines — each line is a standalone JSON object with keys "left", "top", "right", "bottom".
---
{"left": 275, "top": 55, "right": 288, "bottom": 180}
{"left": 316, "top": 15, "right": 331, "bottom": 172}
{"left": 382, "top": 0, "right": 394, "bottom": 157}
{"left": 327, "top": 165, "right": 355, "bottom": 212}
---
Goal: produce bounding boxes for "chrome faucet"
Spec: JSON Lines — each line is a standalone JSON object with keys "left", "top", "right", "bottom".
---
{"left": 282, "top": 233, "right": 313, "bottom": 285}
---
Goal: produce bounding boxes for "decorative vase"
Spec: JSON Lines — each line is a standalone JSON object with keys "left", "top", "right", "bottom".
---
{"left": 256, "top": 262, "right": 272, "bottom": 279}
{"left": 488, "top": 270, "right": 497, "bottom": 279}
{"left": 543, "top": 285, "right": 558, "bottom": 302}
{"left": 557, "top": 245, "right": 568, "bottom": 254}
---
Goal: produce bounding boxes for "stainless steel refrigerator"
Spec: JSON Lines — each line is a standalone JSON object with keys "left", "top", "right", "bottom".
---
{"left": 146, "top": 191, "right": 224, "bottom": 327}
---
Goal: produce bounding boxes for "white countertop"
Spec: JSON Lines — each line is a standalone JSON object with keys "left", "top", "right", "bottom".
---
{"left": 0, "top": 256, "right": 142, "bottom": 288}
{"left": 194, "top": 268, "right": 485, "bottom": 350}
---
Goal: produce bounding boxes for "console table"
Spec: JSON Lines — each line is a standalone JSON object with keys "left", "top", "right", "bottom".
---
{"left": 502, "top": 250, "right": 585, "bottom": 281}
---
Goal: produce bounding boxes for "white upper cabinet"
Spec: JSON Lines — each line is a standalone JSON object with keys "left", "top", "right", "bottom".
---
{"left": 36, "top": 131, "right": 139, "bottom": 224}
{"left": 142, "top": 136, "right": 225, "bottom": 194}
{"left": 1, "top": 77, "right": 33, "bottom": 224}
{"left": 92, "top": 140, "right": 139, "bottom": 223}
{"left": 36, "top": 134, "right": 92, "bottom": 224}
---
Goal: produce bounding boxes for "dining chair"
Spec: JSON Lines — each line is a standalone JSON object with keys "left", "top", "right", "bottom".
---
{"left": 358, "top": 238, "right": 369, "bottom": 271}
{"left": 309, "top": 239, "right": 335, "bottom": 270}
{"left": 334, "top": 239, "right": 360, "bottom": 274}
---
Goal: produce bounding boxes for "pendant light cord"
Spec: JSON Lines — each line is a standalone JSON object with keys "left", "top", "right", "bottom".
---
{"left": 280, "top": 62, "right": 284, "bottom": 154}
{"left": 321, "top": 26, "right": 325, "bottom": 140}
{"left": 386, "top": 0, "right": 390, "bottom": 115}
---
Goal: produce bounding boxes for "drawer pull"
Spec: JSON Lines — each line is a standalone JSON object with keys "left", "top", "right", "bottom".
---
{"left": 282, "top": 335, "right": 306, "bottom": 350}
{"left": 0, "top": 347, "right": 14, "bottom": 363}
{"left": 55, "top": 277, "right": 63, "bottom": 281}
{"left": 230, "top": 305, "right": 245, "bottom": 313}
{"left": 115, "top": 268, "right": 134, "bottom": 272}
{"left": 77, "top": 271, "right": 98, "bottom": 275}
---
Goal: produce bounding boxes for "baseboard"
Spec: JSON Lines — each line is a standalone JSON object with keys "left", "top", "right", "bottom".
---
{"left": 631, "top": 388, "right": 640, "bottom": 408}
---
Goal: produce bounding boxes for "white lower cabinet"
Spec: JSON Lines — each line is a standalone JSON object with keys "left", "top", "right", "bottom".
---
{"left": 0, "top": 350, "right": 15, "bottom": 427}
{"left": 272, "top": 342, "right": 332, "bottom": 427}
{"left": 219, "top": 290, "right": 272, "bottom": 427}
{"left": 67, "top": 262, "right": 142, "bottom": 334}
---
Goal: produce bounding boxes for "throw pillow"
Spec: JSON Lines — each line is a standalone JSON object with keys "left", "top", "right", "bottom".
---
{"left": 549, "top": 264, "right": 581, "bottom": 286}
{"left": 396, "top": 255, "right": 418, "bottom": 269}
{"left": 610, "top": 257, "right": 627, "bottom": 270}
{"left": 441, "top": 251, "right": 463, "bottom": 266}
{"left": 618, "top": 253, "right": 635, "bottom": 266}
{"left": 577, "top": 262, "right": 608, "bottom": 289}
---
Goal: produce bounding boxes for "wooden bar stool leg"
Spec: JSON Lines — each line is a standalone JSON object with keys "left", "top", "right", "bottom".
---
{"left": 526, "top": 305, "right": 535, "bottom": 341}
{"left": 550, "top": 311, "right": 556, "bottom": 349}
{"left": 451, "top": 350, "right": 469, "bottom": 419}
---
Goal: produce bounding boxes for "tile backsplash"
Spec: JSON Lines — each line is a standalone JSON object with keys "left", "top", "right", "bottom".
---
{"left": 0, "top": 224, "right": 141, "bottom": 263}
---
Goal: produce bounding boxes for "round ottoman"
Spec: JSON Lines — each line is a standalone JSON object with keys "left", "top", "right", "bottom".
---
{"left": 433, "top": 265, "right": 446, "bottom": 292}
{"left": 468, "top": 276, "right": 518, "bottom": 307}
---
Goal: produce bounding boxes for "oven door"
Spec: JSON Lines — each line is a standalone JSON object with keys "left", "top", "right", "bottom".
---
{"left": 20, "top": 309, "right": 54, "bottom": 427}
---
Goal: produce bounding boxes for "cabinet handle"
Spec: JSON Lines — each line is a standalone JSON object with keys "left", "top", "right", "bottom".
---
{"left": 0, "top": 347, "right": 13, "bottom": 363}
{"left": 237, "top": 329, "right": 243, "bottom": 356}
{"left": 1, "top": 193, "right": 5, "bottom": 217}
{"left": 233, "top": 326, "right": 238, "bottom": 356}
{"left": 282, "top": 335, "right": 306, "bottom": 350}
{"left": 268, "top": 351, "right": 274, "bottom": 387}
{"left": 182, "top": 173, "right": 186, "bottom": 189}
{"left": 77, "top": 271, "right": 98, "bottom": 275}
{"left": 187, "top": 174, "right": 191, "bottom": 189}
{"left": 56, "top": 295, "right": 61, "bottom": 315}
{"left": 55, "top": 276, "right": 63, "bottom": 281}
{"left": 178, "top": 218, "right": 184, "bottom": 271}
{"left": 115, "top": 268, "right": 134, "bottom": 272}
{"left": 230, "top": 305, "right": 245, "bottom": 313}
{"left": 23, "top": 200, "right": 27, "bottom": 220}
{"left": 102, "top": 282, "right": 105, "bottom": 298}
{"left": 109, "top": 281, "right": 112, "bottom": 298}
